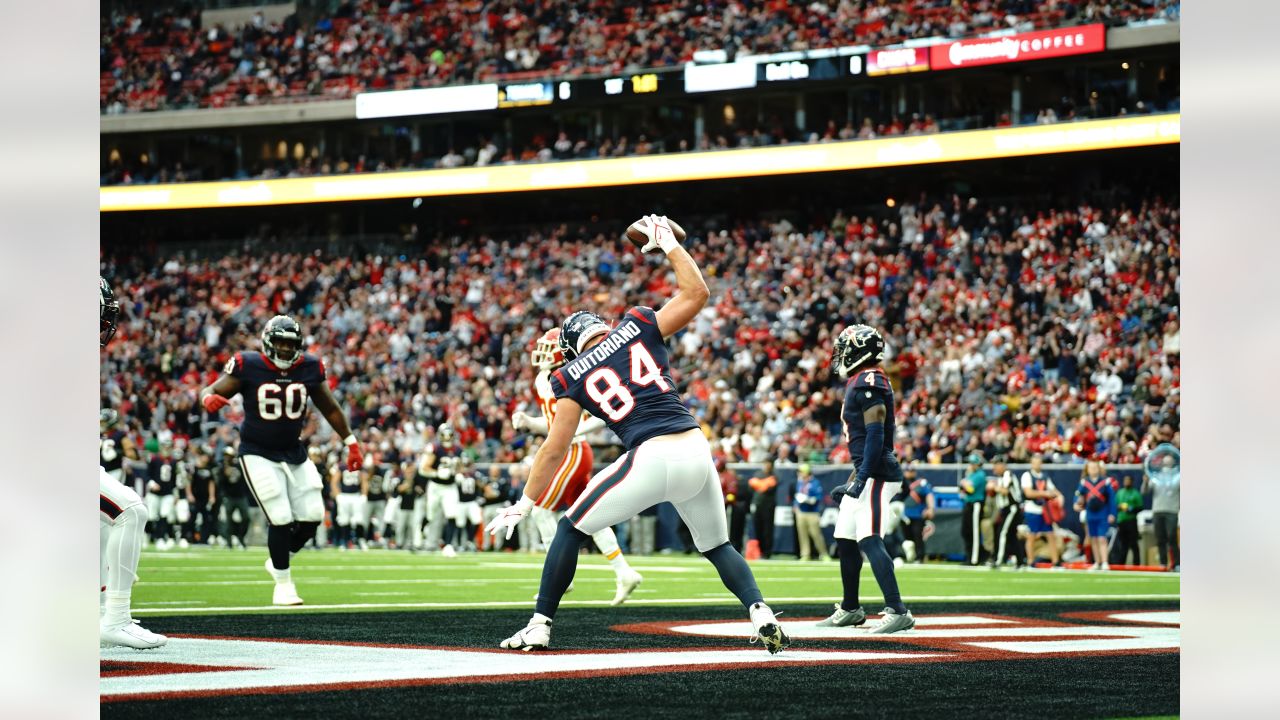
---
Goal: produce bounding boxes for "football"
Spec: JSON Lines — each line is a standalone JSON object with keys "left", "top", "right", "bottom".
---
{"left": 624, "top": 216, "right": 686, "bottom": 249}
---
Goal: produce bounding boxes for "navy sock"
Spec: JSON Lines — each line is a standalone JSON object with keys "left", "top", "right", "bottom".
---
{"left": 534, "top": 517, "right": 590, "bottom": 618}
{"left": 860, "top": 536, "right": 907, "bottom": 614}
{"left": 837, "top": 538, "right": 863, "bottom": 612}
{"left": 290, "top": 521, "right": 320, "bottom": 552}
{"left": 702, "top": 542, "right": 764, "bottom": 608}
{"left": 267, "top": 525, "right": 292, "bottom": 570}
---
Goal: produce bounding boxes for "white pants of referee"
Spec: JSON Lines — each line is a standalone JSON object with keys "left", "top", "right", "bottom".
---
{"left": 239, "top": 454, "right": 324, "bottom": 526}
{"left": 565, "top": 429, "right": 728, "bottom": 553}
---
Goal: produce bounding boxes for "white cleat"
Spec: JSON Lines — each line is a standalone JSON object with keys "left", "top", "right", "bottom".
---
{"left": 177, "top": 538, "right": 189, "bottom": 549}
{"left": 748, "top": 602, "right": 790, "bottom": 654}
{"left": 272, "top": 582, "right": 304, "bottom": 606}
{"left": 611, "top": 569, "right": 644, "bottom": 606}
{"left": 100, "top": 620, "right": 168, "bottom": 650}
{"left": 441, "top": 544, "right": 457, "bottom": 558}
{"left": 500, "top": 616, "right": 551, "bottom": 651}
{"left": 869, "top": 607, "right": 916, "bottom": 635}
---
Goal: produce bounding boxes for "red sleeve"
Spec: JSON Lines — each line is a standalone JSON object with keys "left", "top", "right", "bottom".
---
{"left": 628, "top": 306, "right": 657, "bottom": 325}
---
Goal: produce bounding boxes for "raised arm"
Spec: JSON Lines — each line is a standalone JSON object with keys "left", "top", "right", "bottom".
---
{"left": 633, "top": 215, "right": 710, "bottom": 338}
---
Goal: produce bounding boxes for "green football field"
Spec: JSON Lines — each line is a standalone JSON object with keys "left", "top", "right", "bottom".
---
{"left": 106, "top": 548, "right": 1180, "bottom": 719}
{"left": 129, "top": 547, "right": 1181, "bottom": 614}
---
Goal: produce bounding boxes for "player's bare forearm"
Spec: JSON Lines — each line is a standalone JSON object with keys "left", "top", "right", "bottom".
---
{"left": 525, "top": 400, "right": 582, "bottom": 501}
{"left": 312, "top": 383, "right": 355, "bottom": 439}
{"left": 201, "top": 375, "right": 240, "bottom": 401}
{"left": 656, "top": 245, "right": 710, "bottom": 337}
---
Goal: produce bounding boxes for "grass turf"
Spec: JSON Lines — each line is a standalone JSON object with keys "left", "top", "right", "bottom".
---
{"left": 130, "top": 547, "right": 1180, "bottom": 614}
{"left": 107, "top": 548, "right": 1180, "bottom": 719}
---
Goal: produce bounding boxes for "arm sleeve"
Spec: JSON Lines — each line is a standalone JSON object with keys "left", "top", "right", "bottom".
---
{"left": 855, "top": 421, "right": 884, "bottom": 483}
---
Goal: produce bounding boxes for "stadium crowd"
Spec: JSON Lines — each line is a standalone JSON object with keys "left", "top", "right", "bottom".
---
{"left": 101, "top": 190, "right": 1180, "bottom": 475}
{"left": 101, "top": 0, "right": 1179, "bottom": 113}
{"left": 103, "top": 91, "right": 1180, "bottom": 185}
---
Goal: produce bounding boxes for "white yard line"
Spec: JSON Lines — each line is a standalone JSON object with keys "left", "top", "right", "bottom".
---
{"left": 132, "top": 593, "right": 1179, "bottom": 615}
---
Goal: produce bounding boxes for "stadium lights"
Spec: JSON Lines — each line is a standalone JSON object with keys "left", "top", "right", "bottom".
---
{"left": 99, "top": 113, "right": 1180, "bottom": 212}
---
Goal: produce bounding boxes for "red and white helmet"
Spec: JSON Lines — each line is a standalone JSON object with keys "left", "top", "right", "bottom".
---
{"left": 531, "top": 328, "right": 565, "bottom": 370}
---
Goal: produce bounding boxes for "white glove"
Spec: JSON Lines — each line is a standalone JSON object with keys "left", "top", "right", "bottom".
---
{"left": 486, "top": 495, "right": 534, "bottom": 540}
{"left": 636, "top": 214, "right": 680, "bottom": 254}
{"left": 512, "top": 411, "right": 531, "bottom": 431}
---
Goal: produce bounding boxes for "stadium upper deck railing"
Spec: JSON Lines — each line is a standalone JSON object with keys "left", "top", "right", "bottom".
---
{"left": 100, "top": 112, "right": 1180, "bottom": 212}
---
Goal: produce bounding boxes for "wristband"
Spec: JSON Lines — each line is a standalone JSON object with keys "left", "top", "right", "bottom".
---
{"left": 656, "top": 231, "right": 680, "bottom": 254}
{"left": 343, "top": 435, "right": 357, "bottom": 446}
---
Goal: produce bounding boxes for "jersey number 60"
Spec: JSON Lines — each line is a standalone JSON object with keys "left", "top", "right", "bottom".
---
{"left": 584, "top": 344, "right": 670, "bottom": 422}
{"left": 258, "top": 383, "right": 308, "bottom": 420}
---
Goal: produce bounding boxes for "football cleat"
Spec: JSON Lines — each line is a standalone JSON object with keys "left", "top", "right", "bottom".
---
{"left": 100, "top": 620, "right": 168, "bottom": 650}
{"left": 500, "top": 616, "right": 551, "bottom": 651}
{"left": 748, "top": 602, "right": 790, "bottom": 654}
{"left": 868, "top": 607, "right": 915, "bottom": 635}
{"left": 272, "top": 583, "right": 304, "bottom": 606}
{"left": 610, "top": 569, "right": 644, "bottom": 606}
{"left": 441, "top": 543, "right": 457, "bottom": 558}
{"left": 816, "top": 603, "right": 867, "bottom": 628}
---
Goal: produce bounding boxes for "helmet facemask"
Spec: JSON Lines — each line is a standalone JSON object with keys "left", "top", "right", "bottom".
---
{"left": 261, "top": 316, "right": 304, "bottom": 367}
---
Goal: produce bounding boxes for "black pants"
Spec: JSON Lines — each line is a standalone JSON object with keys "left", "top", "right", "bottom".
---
{"left": 222, "top": 495, "right": 251, "bottom": 546}
{"left": 1153, "top": 511, "right": 1179, "bottom": 568}
{"left": 994, "top": 507, "right": 1025, "bottom": 566}
{"left": 962, "top": 501, "right": 984, "bottom": 565}
{"left": 186, "top": 499, "right": 216, "bottom": 543}
{"left": 903, "top": 516, "right": 927, "bottom": 561}
{"left": 753, "top": 502, "right": 776, "bottom": 558}
{"left": 727, "top": 503, "right": 749, "bottom": 553}
{"left": 1113, "top": 518, "right": 1140, "bottom": 565}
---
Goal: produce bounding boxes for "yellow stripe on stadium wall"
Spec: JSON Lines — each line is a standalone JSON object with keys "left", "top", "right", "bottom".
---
{"left": 100, "top": 113, "right": 1180, "bottom": 212}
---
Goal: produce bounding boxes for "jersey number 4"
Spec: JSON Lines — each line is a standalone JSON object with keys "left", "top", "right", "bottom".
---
{"left": 258, "top": 383, "right": 308, "bottom": 420}
{"left": 584, "top": 344, "right": 670, "bottom": 422}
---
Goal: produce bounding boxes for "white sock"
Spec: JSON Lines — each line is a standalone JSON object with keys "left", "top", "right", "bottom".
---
{"left": 102, "top": 591, "right": 131, "bottom": 628}
{"left": 608, "top": 552, "right": 631, "bottom": 574}
{"left": 268, "top": 565, "right": 292, "bottom": 585}
{"left": 749, "top": 602, "right": 776, "bottom": 628}
{"left": 103, "top": 505, "right": 146, "bottom": 627}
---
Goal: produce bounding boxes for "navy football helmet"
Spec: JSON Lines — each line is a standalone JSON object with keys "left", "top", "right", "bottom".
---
{"left": 100, "top": 277, "right": 120, "bottom": 347}
{"left": 832, "top": 324, "right": 885, "bottom": 378}
{"left": 261, "top": 315, "right": 304, "bottom": 367}
{"left": 558, "top": 311, "right": 610, "bottom": 360}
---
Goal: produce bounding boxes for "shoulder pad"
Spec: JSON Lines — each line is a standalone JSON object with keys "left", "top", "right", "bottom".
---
{"left": 851, "top": 368, "right": 891, "bottom": 390}
{"left": 626, "top": 306, "right": 658, "bottom": 326}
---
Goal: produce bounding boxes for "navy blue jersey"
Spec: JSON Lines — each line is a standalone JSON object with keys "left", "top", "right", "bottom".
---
{"left": 841, "top": 367, "right": 903, "bottom": 483}
{"left": 147, "top": 456, "right": 177, "bottom": 494}
{"left": 226, "top": 351, "right": 328, "bottom": 464}
{"left": 550, "top": 306, "right": 698, "bottom": 450}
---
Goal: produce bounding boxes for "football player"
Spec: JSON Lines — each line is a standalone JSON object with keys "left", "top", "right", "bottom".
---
{"left": 512, "top": 328, "right": 644, "bottom": 605}
{"left": 99, "top": 278, "right": 168, "bottom": 649}
{"left": 332, "top": 463, "right": 369, "bottom": 550}
{"left": 488, "top": 215, "right": 787, "bottom": 653}
{"left": 145, "top": 437, "right": 179, "bottom": 549}
{"left": 454, "top": 457, "right": 483, "bottom": 552}
{"left": 200, "top": 315, "right": 363, "bottom": 605}
{"left": 817, "top": 325, "right": 915, "bottom": 634}
{"left": 417, "top": 423, "right": 462, "bottom": 556}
